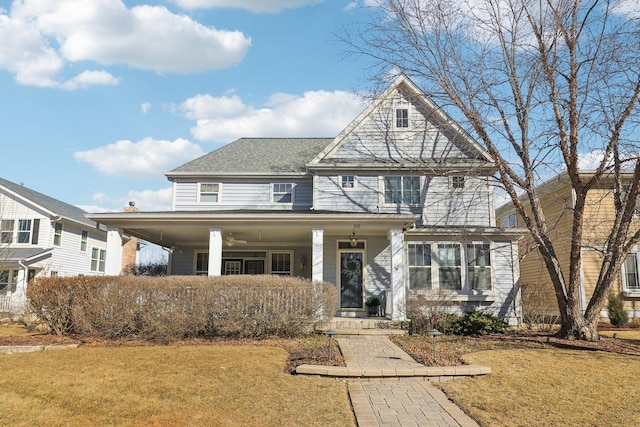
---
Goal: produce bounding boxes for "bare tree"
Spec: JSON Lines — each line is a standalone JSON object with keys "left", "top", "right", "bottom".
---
{"left": 344, "top": 0, "right": 640, "bottom": 339}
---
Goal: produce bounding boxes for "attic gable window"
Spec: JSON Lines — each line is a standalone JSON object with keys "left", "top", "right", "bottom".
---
{"left": 272, "top": 183, "right": 293, "bottom": 203}
{"left": 341, "top": 175, "right": 356, "bottom": 189}
{"left": 452, "top": 175, "right": 465, "bottom": 189}
{"left": 395, "top": 108, "right": 409, "bottom": 128}
{"left": 199, "top": 183, "right": 220, "bottom": 203}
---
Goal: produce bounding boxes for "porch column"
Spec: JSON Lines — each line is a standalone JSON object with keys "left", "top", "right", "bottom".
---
{"left": 208, "top": 228, "right": 222, "bottom": 277}
{"left": 105, "top": 227, "right": 123, "bottom": 275}
{"left": 312, "top": 228, "right": 324, "bottom": 282}
{"left": 389, "top": 227, "right": 405, "bottom": 320}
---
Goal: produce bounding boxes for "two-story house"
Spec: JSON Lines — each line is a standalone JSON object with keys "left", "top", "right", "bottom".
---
{"left": 0, "top": 177, "right": 111, "bottom": 313}
{"left": 497, "top": 171, "right": 640, "bottom": 322}
{"left": 88, "top": 74, "right": 523, "bottom": 323}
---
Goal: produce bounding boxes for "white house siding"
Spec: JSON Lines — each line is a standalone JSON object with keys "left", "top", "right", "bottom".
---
{"left": 315, "top": 174, "right": 381, "bottom": 212}
{"left": 172, "top": 179, "right": 313, "bottom": 211}
{"left": 44, "top": 222, "right": 107, "bottom": 277}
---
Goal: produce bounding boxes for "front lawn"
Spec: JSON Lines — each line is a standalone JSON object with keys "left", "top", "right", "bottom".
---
{"left": 0, "top": 343, "right": 354, "bottom": 427}
{"left": 392, "top": 333, "right": 640, "bottom": 426}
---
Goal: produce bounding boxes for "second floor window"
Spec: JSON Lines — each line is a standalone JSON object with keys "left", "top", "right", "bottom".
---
{"left": 199, "top": 183, "right": 220, "bottom": 203}
{"left": 501, "top": 213, "right": 517, "bottom": 228}
{"left": 623, "top": 254, "right": 640, "bottom": 291}
{"left": 452, "top": 175, "right": 465, "bottom": 189}
{"left": 53, "top": 223, "right": 63, "bottom": 246}
{"left": 341, "top": 175, "right": 356, "bottom": 189}
{"left": 384, "top": 176, "right": 420, "bottom": 205}
{"left": 17, "top": 220, "right": 32, "bottom": 244}
{"left": 1, "top": 220, "right": 14, "bottom": 243}
{"left": 273, "top": 183, "right": 293, "bottom": 203}
{"left": 81, "top": 230, "right": 88, "bottom": 252}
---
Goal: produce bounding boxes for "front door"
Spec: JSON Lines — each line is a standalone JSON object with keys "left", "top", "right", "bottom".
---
{"left": 339, "top": 251, "right": 364, "bottom": 309}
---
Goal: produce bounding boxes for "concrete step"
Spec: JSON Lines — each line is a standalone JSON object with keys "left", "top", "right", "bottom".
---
{"left": 316, "top": 317, "right": 408, "bottom": 336}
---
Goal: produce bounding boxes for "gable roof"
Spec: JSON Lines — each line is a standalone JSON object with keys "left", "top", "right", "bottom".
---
{"left": 0, "top": 177, "right": 97, "bottom": 228}
{"left": 166, "top": 138, "right": 332, "bottom": 178}
{"left": 309, "top": 74, "right": 494, "bottom": 170}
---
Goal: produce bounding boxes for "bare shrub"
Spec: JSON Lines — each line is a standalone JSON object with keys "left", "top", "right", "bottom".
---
{"left": 406, "top": 290, "right": 460, "bottom": 335}
{"left": 28, "top": 275, "right": 336, "bottom": 341}
{"left": 521, "top": 283, "right": 560, "bottom": 332}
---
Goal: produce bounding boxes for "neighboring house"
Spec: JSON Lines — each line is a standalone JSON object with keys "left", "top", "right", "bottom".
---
{"left": 496, "top": 171, "right": 640, "bottom": 321}
{"left": 0, "top": 178, "right": 111, "bottom": 313}
{"left": 88, "top": 74, "right": 523, "bottom": 324}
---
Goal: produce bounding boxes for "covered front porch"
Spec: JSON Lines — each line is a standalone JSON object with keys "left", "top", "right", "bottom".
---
{"left": 89, "top": 211, "right": 417, "bottom": 320}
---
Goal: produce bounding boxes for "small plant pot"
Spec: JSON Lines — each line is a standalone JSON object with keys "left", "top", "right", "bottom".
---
{"left": 367, "top": 305, "right": 380, "bottom": 316}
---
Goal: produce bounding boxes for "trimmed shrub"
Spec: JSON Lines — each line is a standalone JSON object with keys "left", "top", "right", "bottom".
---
{"left": 607, "top": 292, "right": 629, "bottom": 328}
{"left": 27, "top": 275, "right": 336, "bottom": 341}
{"left": 450, "top": 308, "right": 508, "bottom": 336}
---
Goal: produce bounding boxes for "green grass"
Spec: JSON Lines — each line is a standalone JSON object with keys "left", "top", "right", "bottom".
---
{"left": 0, "top": 344, "right": 354, "bottom": 427}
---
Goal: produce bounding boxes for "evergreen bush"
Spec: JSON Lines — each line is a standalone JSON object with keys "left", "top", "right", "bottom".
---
{"left": 607, "top": 292, "right": 629, "bottom": 328}
{"left": 450, "top": 308, "right": 508, "bottom": 336}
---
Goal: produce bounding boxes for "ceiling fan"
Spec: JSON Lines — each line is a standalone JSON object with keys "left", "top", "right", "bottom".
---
{"left": 224, "top": 233, "right": 247, "bottom": 247}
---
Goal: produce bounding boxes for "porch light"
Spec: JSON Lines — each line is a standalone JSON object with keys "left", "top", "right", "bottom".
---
{"left": 300, "top": 255, "right": 307, "bottom": 270}
{"left": 428, "top": 329, "right": 443, "bottom": 360}
{"left": 349, "top": 230, "right": 358, "bottom": 247}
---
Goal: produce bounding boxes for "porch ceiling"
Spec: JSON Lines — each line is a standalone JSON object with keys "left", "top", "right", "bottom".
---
{"left": 87, "top": 210, "right": 418, "bottom": 249}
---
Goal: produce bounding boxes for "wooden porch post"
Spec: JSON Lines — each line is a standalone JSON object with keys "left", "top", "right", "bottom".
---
{"left": 208, "top": 228, "right": 222, "bottom": 277}
{"left": 312, "top": 227, "right": 324, "bottom": 282}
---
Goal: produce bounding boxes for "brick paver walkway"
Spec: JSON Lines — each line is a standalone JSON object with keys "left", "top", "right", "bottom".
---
{"left": 337, "top": 336, "right": 479, "bottom": 427}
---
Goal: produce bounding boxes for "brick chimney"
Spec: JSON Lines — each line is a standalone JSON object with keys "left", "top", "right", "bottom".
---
{"left": 122, "top": 201, "right": 139, "bottom": 268}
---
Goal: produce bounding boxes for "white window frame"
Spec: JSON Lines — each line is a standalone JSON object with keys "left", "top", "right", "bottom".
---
{"left": 0, "top": 270, "right": 18, "bottom": 295}
{"left": 408, "top": 243, "right": 432, "bottom": 290}
{"left": 451, "top": 175, "right": 465, "bottom": 189}
{"left": 269, "top": 251, "right": 293, "bottom": 276}
{"left": 272, "top": 183, "right": 294, "bottom": 204}
{"left": 194, "top": 251, "right": 209, "bottom": 275}
{"left": 53, "top": 223, "right": 63, "bottom": 246}
{"left": 198, "top": 183, "right": 221, "bottom": 204}
{"left": 17, "top": 219, "right": 32, "bottom": 244}
{"left": 383, "top": 176, "right": 421, "bottom": 206}
{"left": 622, "top": 253, "right": 640, "bottom": 295}
{"left": 1, "top": 220, "right": 14, "bottom": 244}
{"left": 501, "top": 213, "right": 517, "bottom": 228}
{"left": 80, "top": 230, "right": 88, "bottom": 252}
{"left": 466, "top": 243, "right": 493, "bottom": 291}
{"left": 395, "top": 107, "right": 409, "bottom": 129}
{"left": 340, "top": 175, "right": 357, "bottom": 190}
{"left": 90, "top": 247, "right": 106, "bottom": 272}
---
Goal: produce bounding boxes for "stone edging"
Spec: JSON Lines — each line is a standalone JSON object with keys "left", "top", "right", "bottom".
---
{"left": 295, "top": 363, "right": 491, "bottom": 378}
{"left": 0, "top": 344, "right": 80, "bottom": 355}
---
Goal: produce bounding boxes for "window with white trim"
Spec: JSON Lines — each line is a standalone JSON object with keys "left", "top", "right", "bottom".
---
{"left": 623, "top": 254, "right": 640, "bottom": 291}
{"left": 438, "top": 243, "right": 462, "bottom": 290}
{"left": 452, "top": 175, "right": 465, "bottom": 189}
{"left": 341, "top": 175, "right": 356, "bottom": 189}
{"left": 271, "top": 252, "right": 292, "bottom": 276}
{"left": 467, "top": 243, "right": 491, "bottom": 290}
{"left": 91, "top": 248, "right": 106, "bottom": 272}
{"left": 195, "top": 252, "right": 209, "bottom": 275}
{"left": 395, "top": 108, "right": 409, "bottom": 128}
{"left": 53, "top": 223, "right": 63, "bottom": 246}
{"left": 1, "top": 220, "right": 14, "bottom": 243}
{"left": 501, "top": 213, "right": 517, "bottom": 228}
{"left": 384, "top": 176, "right": 420, "bottom": 205}
{"left": 81, "top": 230, "right": 88, "bottom": 252}
{"left": 408, "top": 243, "right": 431, "bottom": 290}
{"left": 0, "top": 270, "right": 17, "bottom": 295}
{"left": 272, "top": 183, "right": 293, "bottom": 203}
{"left": 199, "top": 183, "right": 220, "bottom": 203}
{"left": 17, "top": 220, "right": 32, "bottom": 243}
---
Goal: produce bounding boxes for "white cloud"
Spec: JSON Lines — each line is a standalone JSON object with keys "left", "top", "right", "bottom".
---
{"left": 182, "top": 90, "right": 365, "bottom": 143}
{"left": 74, "top": 137, "right": 204, "bottom": 179}
{"left": 0, "top": 0, "right": 251, "bottom": 88}
{"left": 171, "top": 0, "right": 324, "bottom": 13}
{"left": 141, "top": 102, "right": 152, "bottom": 113}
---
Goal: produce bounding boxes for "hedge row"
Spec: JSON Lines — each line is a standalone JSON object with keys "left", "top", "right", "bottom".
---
{"left": 27, "top": 275, "right": 336, "bottom": 341}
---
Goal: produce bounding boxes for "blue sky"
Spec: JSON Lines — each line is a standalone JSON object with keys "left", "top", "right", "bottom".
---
{"left": 0, "top": 0, "right": 375, "bottom": 214}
